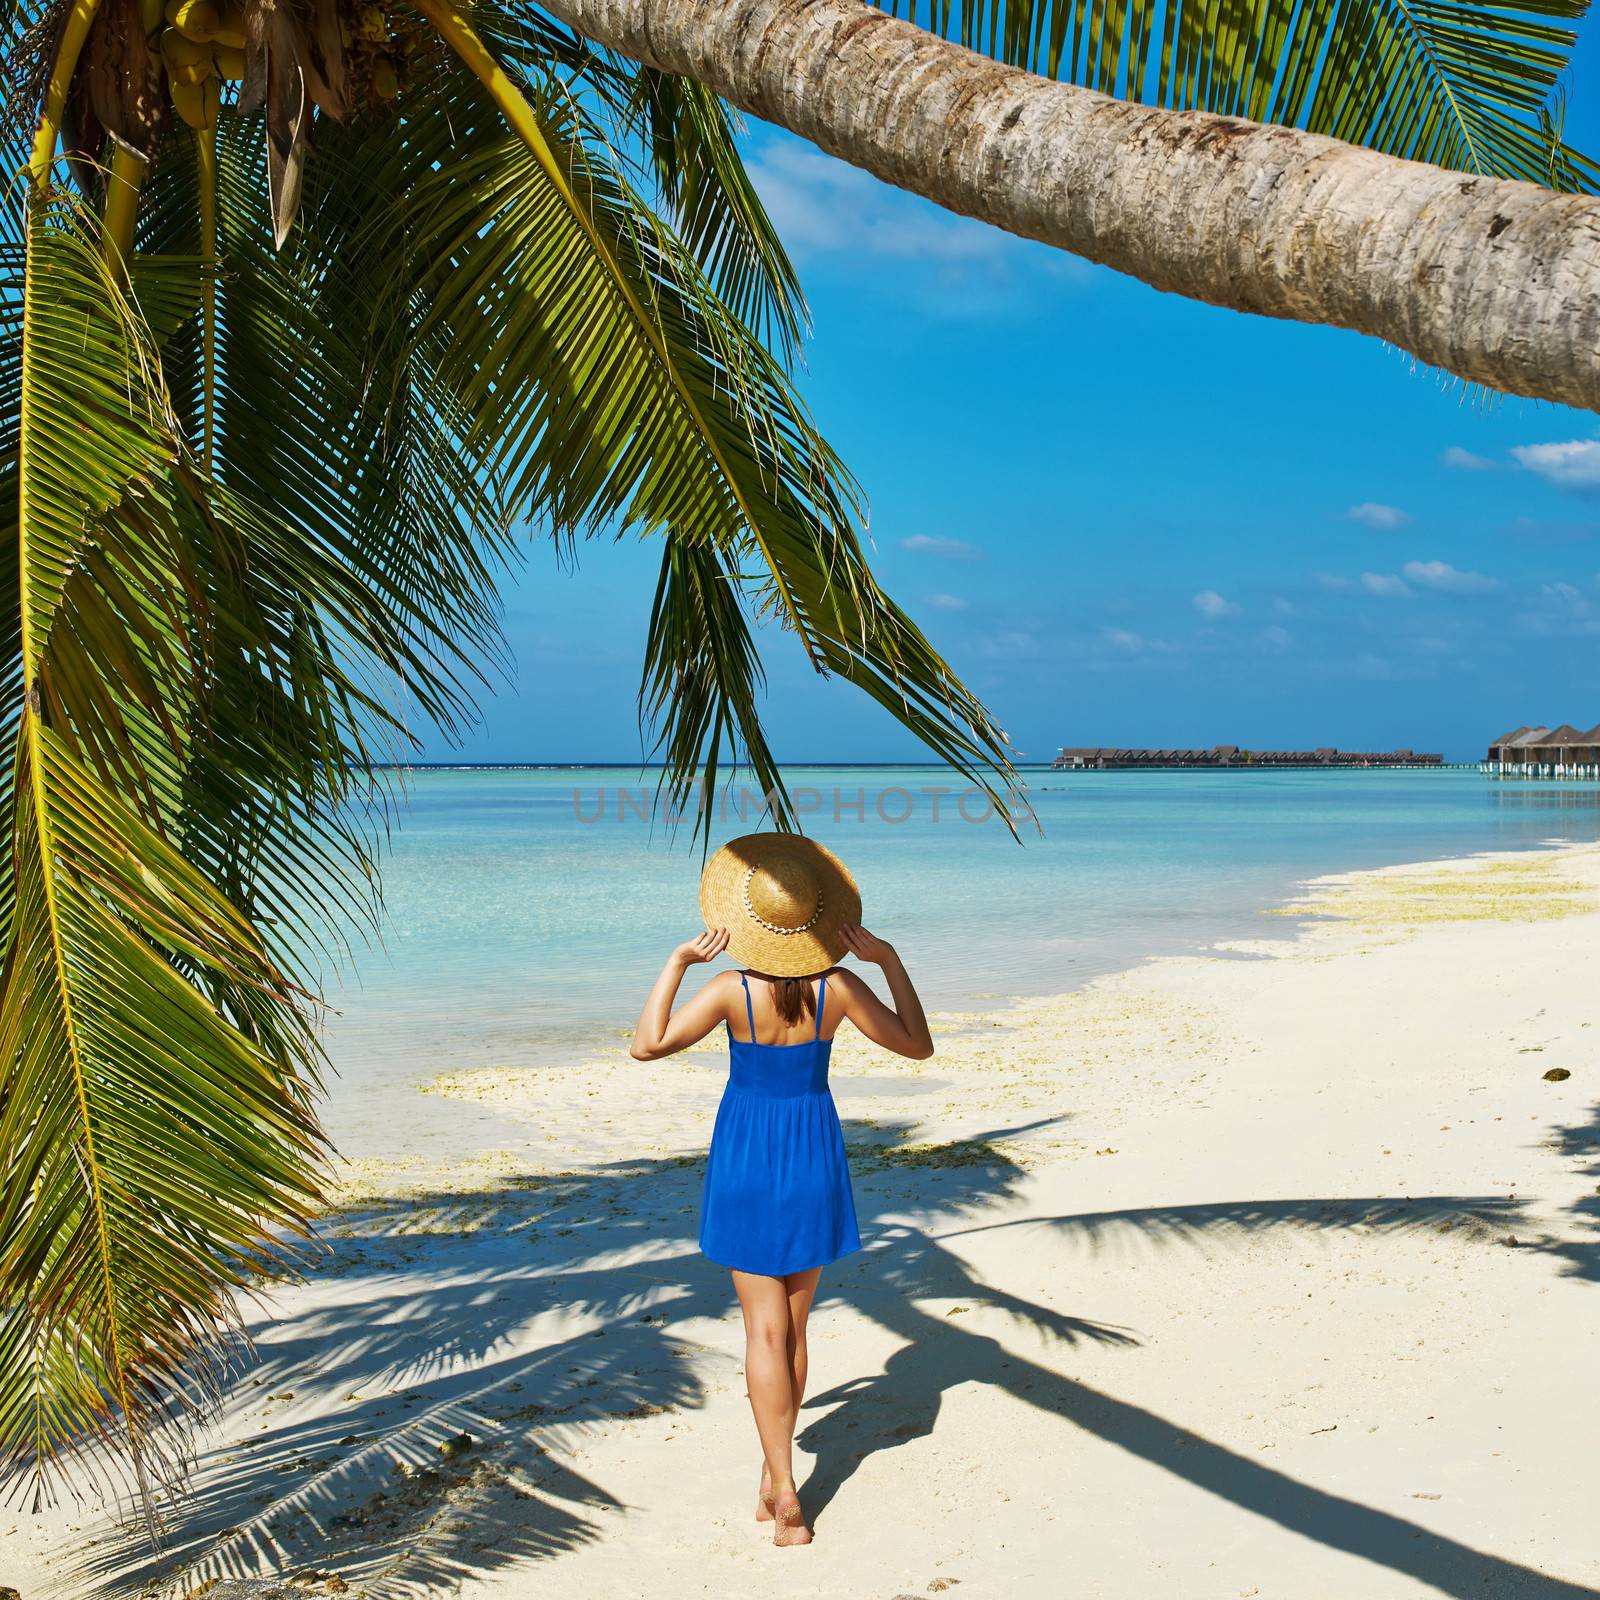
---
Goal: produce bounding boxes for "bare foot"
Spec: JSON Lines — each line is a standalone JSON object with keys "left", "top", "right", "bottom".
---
{"left": 756, "top": 1463, "right": 774, "bottom": 1522}
{"left": 771, "top": 1484, "right": 811, "bottom": 1547}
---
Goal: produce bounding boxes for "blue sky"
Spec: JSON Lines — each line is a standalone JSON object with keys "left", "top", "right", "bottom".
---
{"left": 425, "top": 29, "right": 1600, "bottom": 767}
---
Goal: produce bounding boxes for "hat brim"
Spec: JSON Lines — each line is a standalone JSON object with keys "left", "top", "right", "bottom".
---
{"left": 699, "top": 834, "right": 862, "bottom": 978}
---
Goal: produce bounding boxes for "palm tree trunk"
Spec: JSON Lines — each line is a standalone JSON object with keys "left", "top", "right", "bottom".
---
{"left": 540, "top": 0, "right": 1600, "bottom": 413}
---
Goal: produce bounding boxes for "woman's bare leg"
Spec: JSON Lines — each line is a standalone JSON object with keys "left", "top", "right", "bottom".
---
{"left": 733, "top": 1271, "right": 799, "bottom": 1494}
{"left": 783, "top": 1267, "right": 821, "bottom": 1441}
{"left": 757, "top": 1266, "right": 822, "bottom": 1520}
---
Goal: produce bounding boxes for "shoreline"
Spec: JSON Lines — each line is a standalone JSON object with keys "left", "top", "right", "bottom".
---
{"left": 328, "top": 827, "right": 1600, "bottom": 1184}
{"left": 10, "top": 840, "right": 1600, "bottom": 1598}
{"left": 319, "top": 791, "right": 1600, "bottom": 1175}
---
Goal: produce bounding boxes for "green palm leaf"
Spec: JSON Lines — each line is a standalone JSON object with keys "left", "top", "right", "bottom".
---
{"left": 1, "top": 191, "right": 328, "bottom": 1504}
{"left": 334, "top": 17, "right": 1016, "bottom": 829}
{"left": 477, "top": 11, "right": 810, "bottom": 359}
{"left": 1, "top": 0, "right": 1021, "bottom": 1514}
{"left": 881, "top": 0, "right": 1599, "bottom": 184}
{"left": 626, "top": 67, "right": 809, "bottom": 360}
{"left": 0, "top": 723, "right": 326, "bottom": 1497}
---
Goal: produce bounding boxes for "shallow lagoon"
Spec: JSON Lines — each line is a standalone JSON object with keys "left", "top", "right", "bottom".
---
{"left": 314, "top": 765, "right": 1600, "bottom": 1159}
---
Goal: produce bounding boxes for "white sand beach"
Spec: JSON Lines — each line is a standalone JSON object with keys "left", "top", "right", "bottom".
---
{"left": 8, "top": 843, "right": 1600, "bottom": 1599}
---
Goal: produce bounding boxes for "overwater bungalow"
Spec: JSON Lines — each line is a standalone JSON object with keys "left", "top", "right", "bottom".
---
{"left": 1484, "top": 722, "right": 1600, "bottom": 777}
{"left": 1054, "top": 744, "right": 1442, "bottom": 770}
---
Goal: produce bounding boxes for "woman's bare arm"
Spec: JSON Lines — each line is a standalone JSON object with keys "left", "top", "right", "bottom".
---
{"left": 630, "top": 928, "right": 732, "bottom": 1060}
{"left": 834, "top": 924, "right": 934, "bottom": 1060}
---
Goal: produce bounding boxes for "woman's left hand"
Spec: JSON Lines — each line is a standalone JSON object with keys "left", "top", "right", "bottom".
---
{"left": 839, "top": 922, "right": 896, "bottom": 966}
{"left": 674, "top": 928, "right": 729, "bottom": 966}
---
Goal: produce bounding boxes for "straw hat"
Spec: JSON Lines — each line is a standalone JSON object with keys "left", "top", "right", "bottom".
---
{"left": 699, "top": 834, "right": 861, "bottom": 978}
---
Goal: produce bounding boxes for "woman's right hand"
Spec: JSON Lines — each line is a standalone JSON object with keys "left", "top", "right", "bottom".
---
{"left": 834, "top": 925, "right": 932, "bottom": 1059}
{"left": 674, "top": 927, "right": 729, "bottom": 966}
{"left": 840, "top": 922, "right": 896, "bottom": 966}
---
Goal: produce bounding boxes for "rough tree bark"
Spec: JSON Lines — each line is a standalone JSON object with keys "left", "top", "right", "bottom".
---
{"left": 534, "top": 0, "right": 1600, "bottom": 413}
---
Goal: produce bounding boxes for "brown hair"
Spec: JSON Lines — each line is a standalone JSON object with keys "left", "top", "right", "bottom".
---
{"left": 747, "top": 970, "right": 821, "bottom": 1028}
{"left": 771, "top": 975, "right": 818, "bottom": 1028}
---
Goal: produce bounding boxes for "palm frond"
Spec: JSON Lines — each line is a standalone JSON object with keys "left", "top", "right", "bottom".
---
{"left": 0, "top": 0, "right": 61, "bottom": 170}
{"left": 640, "top": 537, "right": 786, "bottom": 837}
{"left": 335, "top": 25, "right": 1019, "bottom": 826}
{"left": 480, "top": 11, "right": 808, "bottom": 360}
{"left": 0, "top": 251, "right": 24, "bottom": 964}
{"left": 1, "top": 189, "right": 327, "bottom": 1504}
{"left": 881, "top": 0, "right": 1600, "bottom": 185}
{"left": 1, "top": 0, "right": 1025, "bottom": 1510}
{"left": 624, "top": 68, "right": 808, "bottom": 360}
{"left": 0, "top": 722, "right": 327, "bottom": 1499}
{"left": 119, "top": 115, "right": 520, "bottom": 984}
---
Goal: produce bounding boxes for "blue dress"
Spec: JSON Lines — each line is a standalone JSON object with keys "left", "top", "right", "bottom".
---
{"left": 700, "top": 973, "right": 862, "bottom": 1276}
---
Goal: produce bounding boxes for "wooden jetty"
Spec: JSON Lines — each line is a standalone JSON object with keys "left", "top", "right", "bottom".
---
{"left": 1053, "top": 745, "right": 1442, "bottom": 770}
{"left": 1483, "top": 724, "right": 1600, "bottom": 778}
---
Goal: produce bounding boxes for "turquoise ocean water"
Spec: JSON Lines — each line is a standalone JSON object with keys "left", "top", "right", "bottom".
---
{"left": 317, "top": 766, "right": 1600, "bottom": 1158}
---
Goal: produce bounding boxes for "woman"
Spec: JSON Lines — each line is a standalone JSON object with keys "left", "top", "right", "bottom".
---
{"left": 630, "top": 834, "right": 934, "bottom": 1547}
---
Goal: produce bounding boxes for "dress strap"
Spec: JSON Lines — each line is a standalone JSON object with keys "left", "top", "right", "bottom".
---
{"left": 813, "top": 974, "right": 827, "bottom": 1040}
{"left": 739, "top": 972, "right": 757, "bottom": 1041}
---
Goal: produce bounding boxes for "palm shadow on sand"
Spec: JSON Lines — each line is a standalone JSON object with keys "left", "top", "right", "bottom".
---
{"left": 67, "top": 1115, "right": 1595, "bottom": 1599}
{"left": 801, "top": 1207, "right": 1597, "bottom": 1599}
{"left": 1544, "top": 1099, "right": 1600, "bottom": 1282}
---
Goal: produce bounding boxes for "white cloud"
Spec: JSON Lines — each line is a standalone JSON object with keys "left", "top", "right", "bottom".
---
{"left": 900, "top": 535, "right": 982, "bottom": 560}
{"left": 1510, "top": 440, "right": 1600, "bottom": 492}
{"left": 974, "top": 627, "right": 1047, "bottom": 662}
{"left": 1192, "top": 589, "right": 1242, "bottom": 620}
{"left": 923, "top": 592, "right": 968, "bottom": 612}
{"left": 1347, "top": 502, "right": 1411, "bottom": 530}
{"left": 1269, "top": 596, "right": 1298, "bottom": 617}
{"left": 1361, "top": 571, "right": 1412, "bottom": 597}
{"left": 1260, "top": 625, "right": 1294, "bottom": 653}
{"left": 1505, "top": 515, "right": 1600, "bottom": 545}
{"left": 1514, "top": 581, "right": 1600, "bottom": 637}
{"left": 1306, "top": 652, "right": 1395, "bottom": 681}
{"left": 1441, "top": 446, "right": 1497, "bottom": 472}
{"left": 1542, "top": 581, "right": 1589, "bottom": 614}
{"left": 743, "top": 136, "right": 1101, "bottom": 327}
{"left": 748, "top": 142, "right": 1007, "bottom": 265}
{"left": 744, "top": 138, "right": 1095, "bottom": 304}
{"left": 1101, "top": 628, "right": 1179, "bottom": 655}
{"left": 1317, "top": 570, "right": 1422, "bottom": 597}
{"left": 1401, "top": 560, "right": 1500, "bottom": 595}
